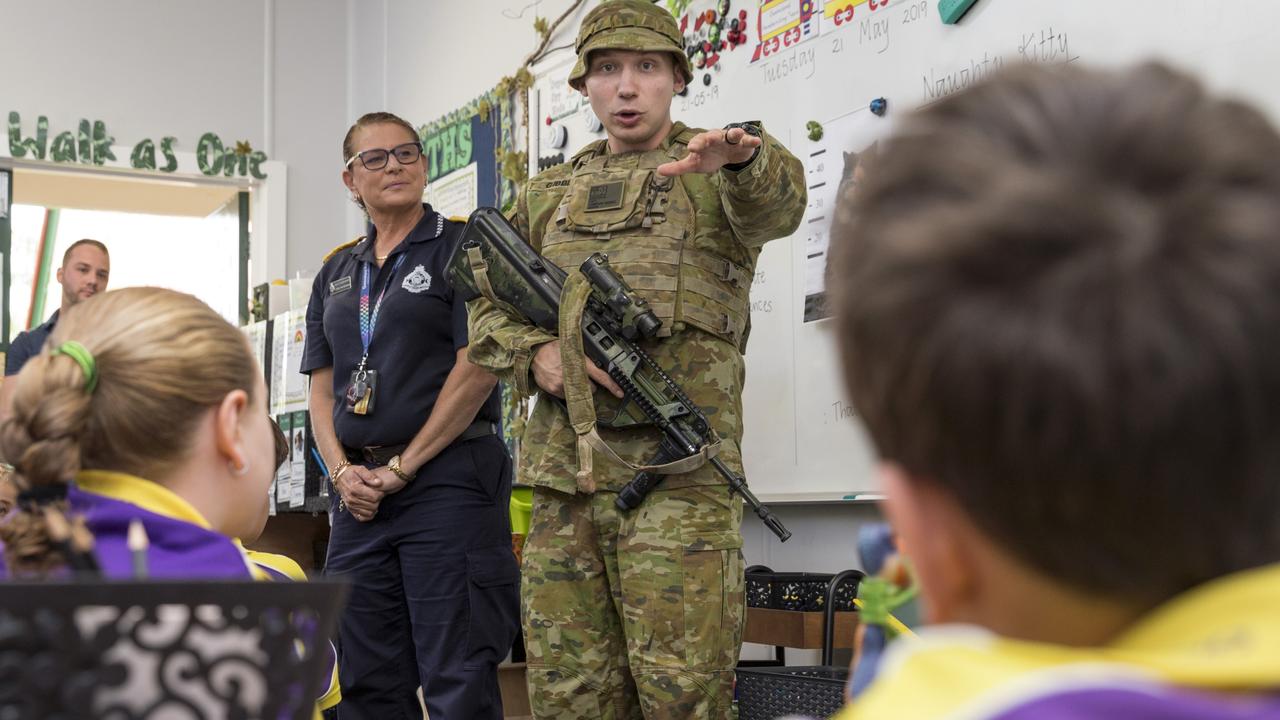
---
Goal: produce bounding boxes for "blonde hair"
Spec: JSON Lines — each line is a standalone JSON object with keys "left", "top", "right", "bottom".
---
{"left": 0, "top": 287, "right": 258, "bottom": 574}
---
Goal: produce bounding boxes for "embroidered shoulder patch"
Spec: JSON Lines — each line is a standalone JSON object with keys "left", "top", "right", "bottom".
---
{"left": 323, "top": 235, "right": 364, "bottom": 263}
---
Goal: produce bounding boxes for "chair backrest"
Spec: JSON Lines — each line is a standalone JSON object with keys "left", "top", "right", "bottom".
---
{"left": 0, "top": 579, "right": 347, "bottom": 720}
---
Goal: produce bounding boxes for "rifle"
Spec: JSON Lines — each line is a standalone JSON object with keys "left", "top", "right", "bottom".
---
{"left": 447, "top": 207, "right": 791, "bottom": 542}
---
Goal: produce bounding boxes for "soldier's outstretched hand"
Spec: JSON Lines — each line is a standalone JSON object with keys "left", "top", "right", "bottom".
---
{"left": 657, "top": 126, "right": 761, "bottom": 177}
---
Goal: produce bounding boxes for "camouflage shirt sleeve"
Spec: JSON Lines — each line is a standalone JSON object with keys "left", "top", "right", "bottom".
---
{"left": 464, "top": 184, "right": 555, "bottom": 397}
{"left": 718, "top": 126, "right": 808, "bottom": 248}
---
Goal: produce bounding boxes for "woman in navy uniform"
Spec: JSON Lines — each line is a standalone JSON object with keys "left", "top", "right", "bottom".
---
{"left": 303, "top": 111, "right": 519, "bottom": 719}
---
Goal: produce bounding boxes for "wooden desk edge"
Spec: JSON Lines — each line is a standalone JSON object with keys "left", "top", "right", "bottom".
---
{"left": 743, "top": 607, "right": 860, "bottom": 649}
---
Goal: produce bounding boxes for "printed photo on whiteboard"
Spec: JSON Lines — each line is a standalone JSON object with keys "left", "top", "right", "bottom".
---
{"left": 750, "top": 0, "right": 822, "bottom": 63}
{"left": 800, "top": 110, "right": 890, "bottom": 322}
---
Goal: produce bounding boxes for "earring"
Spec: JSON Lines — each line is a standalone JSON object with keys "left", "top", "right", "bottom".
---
{"left": 230, "top": 458, "right": 250, "bottom": 476}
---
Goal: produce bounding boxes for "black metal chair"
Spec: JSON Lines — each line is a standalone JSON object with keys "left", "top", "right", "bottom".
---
{"left": 0, "top": 580, "right": 347, "bottom": 720}
{"left": 737, "top": 569, "right": 865, "bottom": 720}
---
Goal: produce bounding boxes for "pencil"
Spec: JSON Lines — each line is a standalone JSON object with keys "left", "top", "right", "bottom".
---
{"left": 127, "top": 518, "right": 149, "bottom": 579}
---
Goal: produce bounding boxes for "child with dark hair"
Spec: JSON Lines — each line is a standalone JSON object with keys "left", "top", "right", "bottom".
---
{"left": 827, "top": 62, "right": 1280, "bottom": 719}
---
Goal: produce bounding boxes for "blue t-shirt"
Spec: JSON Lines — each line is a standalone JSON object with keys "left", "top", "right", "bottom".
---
{"left": 5, "top": 310, "right": 59, "bottom": 376}
{"left": 301, "top": 204, "right": 500, "bottom": 449}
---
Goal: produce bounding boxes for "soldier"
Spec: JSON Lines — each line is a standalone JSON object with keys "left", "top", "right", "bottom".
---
{"left": 466, "top": 1, "right": 806, "bottom": 716}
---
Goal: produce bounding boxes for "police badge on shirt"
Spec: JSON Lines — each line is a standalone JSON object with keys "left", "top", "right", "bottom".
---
{"left": 402, "top": 265, "right": 432, "bottom": 294}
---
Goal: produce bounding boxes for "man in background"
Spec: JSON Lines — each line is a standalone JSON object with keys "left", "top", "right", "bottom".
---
{"left": 0, "top": 238, "right": 111, "bottom": 430}
{"left": 5, "top": 238, "right": 110, "bottom": 376}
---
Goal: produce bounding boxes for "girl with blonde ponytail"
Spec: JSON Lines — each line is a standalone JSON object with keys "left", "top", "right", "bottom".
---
{"left": 0, "top": 286, "right": 276, "bottom": 577}
{"left": 0, "top": 286, "right": 342, "bottom": 713}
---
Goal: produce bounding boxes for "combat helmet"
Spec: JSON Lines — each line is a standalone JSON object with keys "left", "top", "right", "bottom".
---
{"left": 568, "top": 0, "right": 695, "bottom": 90}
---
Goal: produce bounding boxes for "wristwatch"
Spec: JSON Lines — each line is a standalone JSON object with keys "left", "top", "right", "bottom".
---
{"left": 387, "top": 454, "right": 413, "bottom": 483}
{"left": 723, "top": 122, "right": 763, "bottom": 171}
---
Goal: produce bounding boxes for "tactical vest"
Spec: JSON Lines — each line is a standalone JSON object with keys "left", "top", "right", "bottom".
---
{"left": 540, "top": 126, "right": 754, "bottom": 351}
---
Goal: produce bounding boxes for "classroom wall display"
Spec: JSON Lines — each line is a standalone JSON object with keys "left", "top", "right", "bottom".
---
{"left": 526, "top": 0, "right": 1280, "bottom": 501}
{"left": 4, "top": 111, "right": 269, "bottom": 178}
{"left": 290, "top": 410, "right": 308, "bottom": 509}
{"left": 273, "top": 413, "right": 291, "bottom": 515}
{"left": 419, "top": 98, "right": 518, "bottom": 215}
{"left": 420, "top": 93, "right": 528, "bottom": 457}
{"left": 270, "top": 309, "right": 308, "bottom": 417}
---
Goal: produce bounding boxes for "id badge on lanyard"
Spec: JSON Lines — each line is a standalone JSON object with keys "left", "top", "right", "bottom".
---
{"left": 345, "top": 254, "right": 405, "bottom": 415}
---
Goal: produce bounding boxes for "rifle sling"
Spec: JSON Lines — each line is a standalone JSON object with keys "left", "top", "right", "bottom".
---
{"left": 558, "top": 273, "right": 599, "bottom": 493}
{"left": 466, "top": 245, "right": 525, "bottom": 320}
{"left": 583, "top": 430, "right": 721, "bottom": 477}
{"left": 558, "top": 273, "right": 721, "bottom": 494}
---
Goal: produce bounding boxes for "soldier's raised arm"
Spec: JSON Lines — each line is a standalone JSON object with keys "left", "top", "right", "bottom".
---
{"left": 655, "top": 123, "right": 807, "bottom": 248}
{"left": 718, "top": 125, "right": 807, "bottom": 247}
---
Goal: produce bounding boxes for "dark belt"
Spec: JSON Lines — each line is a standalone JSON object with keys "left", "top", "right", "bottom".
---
{"left": 344, "top": 419, "right": 498, "bottom": 465}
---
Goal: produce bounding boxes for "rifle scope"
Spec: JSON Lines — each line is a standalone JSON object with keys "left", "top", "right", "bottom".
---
{"left": 580, "top": 253, "right": 663, "bottom": 341}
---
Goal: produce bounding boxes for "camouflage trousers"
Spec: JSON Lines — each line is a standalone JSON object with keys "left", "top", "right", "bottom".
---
{"left": 522, "top": 483, "right": 745, "bottom": 719}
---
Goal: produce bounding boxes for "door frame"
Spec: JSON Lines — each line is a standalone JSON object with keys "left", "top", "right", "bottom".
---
{"left": 0, "top": 156, "right": 287, "bottom": 343}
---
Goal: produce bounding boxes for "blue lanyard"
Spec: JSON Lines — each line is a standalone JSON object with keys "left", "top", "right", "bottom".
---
{"left": 358, "top": 254, "right": 405, "bottom": 366}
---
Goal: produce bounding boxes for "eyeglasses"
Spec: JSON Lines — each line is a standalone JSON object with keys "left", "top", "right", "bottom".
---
{"left": 345, "top": 141, "right": 423, "bottom": 171}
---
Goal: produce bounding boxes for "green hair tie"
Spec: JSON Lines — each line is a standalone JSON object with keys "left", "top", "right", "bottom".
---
{"left": 51, "top": 341, "right": 98, "bottom": 394}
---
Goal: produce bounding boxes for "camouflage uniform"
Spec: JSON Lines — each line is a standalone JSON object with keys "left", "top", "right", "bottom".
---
{"left": 466, "top": 2, "right": 806, "bottom": 716}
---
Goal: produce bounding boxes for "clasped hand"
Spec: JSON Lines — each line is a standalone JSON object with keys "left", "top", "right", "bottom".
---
{"left": 337, "top": 464, "right": 409, "bottom": 522}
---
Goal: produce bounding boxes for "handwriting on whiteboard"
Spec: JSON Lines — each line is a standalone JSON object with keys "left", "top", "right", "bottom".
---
{"left": 830, "top": 400, "right": 858, "bottom": 423}
{"left": 761, "top": 46, "right": 818, "bottom": 84}
{"left": 680, "top": 84, "right": 721, "bottom": 113}
{"left": 922, "top": 52, "right": 1007, "bottom": 103}
{"left": 921, "top": 27, "right": 1077, "bottom": 105}
{"left": 1019, "top": 27, "right": 1075, "bottom": 64}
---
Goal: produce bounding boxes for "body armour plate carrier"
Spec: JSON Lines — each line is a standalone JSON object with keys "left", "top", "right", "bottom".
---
{"left": 541, "top": 134, "right": 754, "bottom": 351}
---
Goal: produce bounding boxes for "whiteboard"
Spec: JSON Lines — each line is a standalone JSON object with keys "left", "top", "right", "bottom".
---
{"left": 527, "top": 0, "right": 1280, "bottom": 501}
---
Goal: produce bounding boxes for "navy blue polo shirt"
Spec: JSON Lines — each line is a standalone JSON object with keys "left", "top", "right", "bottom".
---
{"left": 5, "top": 310, "right": 60, "bottom": 376}
{"left": 301, "top": 204, "right": 500, "bottom": 449}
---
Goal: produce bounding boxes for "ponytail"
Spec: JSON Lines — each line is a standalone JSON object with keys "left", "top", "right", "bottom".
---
{"left": 0, "top": 349, "right": 96, "bottom": 575}
{"left": 0, "top": 287, "right": 258, "bottom": 576}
